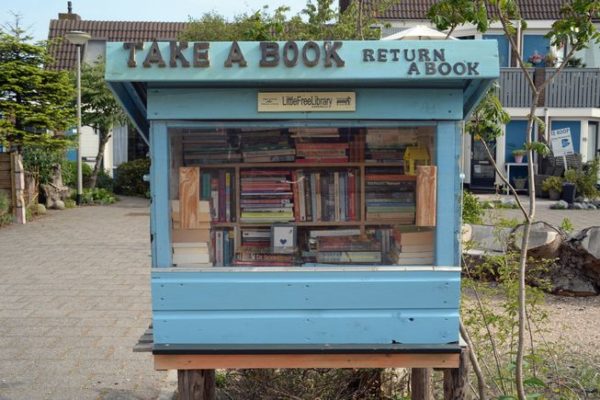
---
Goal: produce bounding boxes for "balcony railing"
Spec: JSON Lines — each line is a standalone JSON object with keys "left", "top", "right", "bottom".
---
{"left": 499, "top": 68, "right": 600, "bottom": 108}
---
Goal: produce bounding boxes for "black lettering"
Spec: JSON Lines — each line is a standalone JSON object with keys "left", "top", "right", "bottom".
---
{"left": 453, "top": 62, "right": 467, "bottom": 75}
{"left": 260, "top": 42, "right": 279, "bottom": 67}
{"left": 425, "top": 62, "right": 436, "bottom": 75}
{"left": 123, "top": 42, "right": 143, "bottom": 68}
{"left": 418, "top": 49, "right": 430, "bottom": 62}
{"left": 377, "top": 48, "right": 387, "bottom": 62}
{"left": 193, "top": 42, "right": 210, "bottom": 67}
{"left": 438, "top": 62, "right": 452, "bottom": 76}
{"left": 404, "top": 49, "right": 416, "bottom": 62}
{"left": 283, "top": 41, "right": 298, "bottom": 67}
{"left": 390, "top": 49, "right": 400, "bottom": 61}
{"left": 407, "top": 62, "right": 420, "bottom": 75}
{"left": 169, "top": 41, "right": 190, "bottom": 68}
{"left": 324, "top": 41, "right": 345, "bottom": 67}
{"left": 467, "top": 62, "right": 480, "bottom": 75}
{"left": 143, "top": 41, "right": 166, "bottom": 68}
{"left": 433, "top": 49, "right": 446, "bottom": 62}
{"left": 224, "top": 41, "right": 247, "bottom": 67}
{"left": 302, "top": 41, "right": 320, "bottom": 67}
{"left": 363, "top": 48, "right": 375, "bottom": 62}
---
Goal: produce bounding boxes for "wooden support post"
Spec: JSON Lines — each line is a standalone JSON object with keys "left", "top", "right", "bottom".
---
{"left": 11, "top": 152, "right": 26, "bottom": 224}
{"left": 415, "top": 165, "right": 436, "bottom": 227}
{"left": 411, "top": 368, "right": 432, "bottom": 400}
{"left": 443, "top": 348, "right": 469, "bottom": 400}
{"left": 178, "top": 369, "right": 216, "bottom": 400}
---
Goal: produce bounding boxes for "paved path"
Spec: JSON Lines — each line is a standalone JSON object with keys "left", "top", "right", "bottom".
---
{"left": 478, "top": 194, "right": 600, "bottom": 232}
{"left": 0, "top": 197, "right": 165, "bottom": 400}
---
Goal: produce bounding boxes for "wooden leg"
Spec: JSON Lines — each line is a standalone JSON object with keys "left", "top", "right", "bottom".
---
{"left": 178, "top": 369, "right": 216, "bottom": 400}
{"left": 411, "top": 368, "right": 432, "bottom": 400}
{"left": 443, "top": 349, "right": 469, "bottom": 400}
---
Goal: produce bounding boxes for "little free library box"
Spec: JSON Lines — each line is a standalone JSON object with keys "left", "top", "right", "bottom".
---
{"left": 106, "top": 39, "right": 498, "bottom": 370}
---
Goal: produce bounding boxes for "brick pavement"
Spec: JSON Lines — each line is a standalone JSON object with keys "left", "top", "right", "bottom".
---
{"left": 0, "top": 197, "right": 165, "bottom": 400}
{"left": 478, "top": 194, "right": 600, "bottom": 232}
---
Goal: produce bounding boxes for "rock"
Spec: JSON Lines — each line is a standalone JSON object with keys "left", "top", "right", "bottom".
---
{"left": 462, "top": 224, "right": 472, "bottom": 243}
{"left": 464, "top": 224, "right": 511, "bottom": 255}
{"left": 35, "top": 203, "right": 47, "bottom": 215}
{"left": 589, "top": 204, "right": 598, "bottom": 210}
{"left": 55, "top": 200, "right": 65, "bottom": 210}
{"left": 501, "top": 198, "right": 517, "bottom": 208}
{"left": 575, "top": 196, "right": 585, "bottom": 203}
{"left": 571, "top": 202, "right": 585, "bottom": 210}
{"left": 551, "top": 200, "right": 569, "bottom": 210}
{"left": 552, "top": 273, "right": 598, "bottom": 297}
{"left": 40, "top": 164, "right": 70, "bottom": 210}
{"left": 512, "top": 221, "right": 564, "bottom": 259}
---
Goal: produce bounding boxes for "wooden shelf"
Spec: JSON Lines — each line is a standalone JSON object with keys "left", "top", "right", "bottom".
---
{"left": 187, "top": 162, "right": 405, "bottom": 169}
{"left": 212, "top": 221, "right": 363, "bottom": 228}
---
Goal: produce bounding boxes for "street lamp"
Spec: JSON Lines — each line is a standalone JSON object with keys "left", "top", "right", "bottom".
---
{"left": 65, "top": 30, "right": 91, "bottom": 205}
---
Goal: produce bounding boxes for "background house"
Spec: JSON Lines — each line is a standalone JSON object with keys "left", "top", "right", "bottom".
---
{"left": 47, "top": 5, "right": 190, "bottom": 176}
{"left": 346, "top": 0, "right": 600, "bottom": 191}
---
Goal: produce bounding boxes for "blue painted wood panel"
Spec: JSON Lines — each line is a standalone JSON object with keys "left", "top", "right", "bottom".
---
{"left": 505, "top": 120, "right": 530, "bottom": 163}
{"left": 150, "top": 122, "right": 171, "bottom": 268}
{"left": 106, "top": 40, "right": 499, "bottom": 84}
{"left": 147, "top": 88, "right": 463, "bottom": 121}
{"left": 435, "top": 122, "right": 461, "bottom": 267}
{"left": 152, "top": 271, "right": 460, "bottom": 311}
{"left": 153, "top": 309, "right": 459, "bottom": 345}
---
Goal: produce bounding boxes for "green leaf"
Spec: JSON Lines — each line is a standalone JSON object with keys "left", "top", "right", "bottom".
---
{"left": 524, "top": 377, "right": 546, "bottom": 388}
{"left": 525, "top": 393, "right": 543, "bottom": 400}
{"left": 498, "top": 396, "right": 518, "bottom": 400}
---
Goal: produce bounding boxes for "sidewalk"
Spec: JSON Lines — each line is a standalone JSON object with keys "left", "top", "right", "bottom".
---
{"left": 478, "top": 193, "right": 600, "bottom": 232}
{"left": 0, "top": 197, "right": 165, "bottom": 400}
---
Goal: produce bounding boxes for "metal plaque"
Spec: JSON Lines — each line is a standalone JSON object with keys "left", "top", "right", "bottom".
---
{"left": 258, "top": 92, "right": 356, "bottom": 112}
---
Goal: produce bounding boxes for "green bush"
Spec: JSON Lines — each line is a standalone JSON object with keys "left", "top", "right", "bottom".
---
{"left": 74, "top": 188, "right": 117, "bottom": 205}
{"left": 462, "top": 190, "right": 483, "bottom": 224}
{"left": 95, "top": 169, "right": 114, "bottom": 191}
{"left": 114, "top": 158, "right": 150, "bottom": 197}
{"left": 0, "top": 191, "right": 12, "bottom": 226}
{"left": 61, "top": 160, "right": 92, "bottom": 187}
{"left": 563, "top": 159, "right": 599, "bottom": 199}
{"left": 22, "top": 145, "right": 64, "bottom": 184}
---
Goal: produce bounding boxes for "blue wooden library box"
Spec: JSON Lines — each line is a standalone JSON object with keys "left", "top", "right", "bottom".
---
{"left": 106, "top": 39, "right": 498, "bottom": 363}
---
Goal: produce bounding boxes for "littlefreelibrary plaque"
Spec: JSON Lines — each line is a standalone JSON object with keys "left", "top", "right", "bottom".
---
{"left": 258, "top": 92, "right": 356, "bottom": 112}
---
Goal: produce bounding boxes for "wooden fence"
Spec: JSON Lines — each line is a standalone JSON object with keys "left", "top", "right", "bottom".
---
{"left": 0, "top": 153, "right": 26, "bottom": 224}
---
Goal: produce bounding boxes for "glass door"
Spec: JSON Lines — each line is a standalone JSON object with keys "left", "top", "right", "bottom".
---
{"left": 470, "top": 137, "right": 496, "bottom": 189}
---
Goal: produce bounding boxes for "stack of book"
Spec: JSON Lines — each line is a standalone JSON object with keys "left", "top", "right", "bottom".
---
{"left": 365, "top": 169, "right": 416, "bottom": 224}
{"left": 182, "top": 130, "right": 241, "bottom": 165}
{"left": 240, "top": 130, "right": 295, "bottom": 163}
{"left": 200, "top": 170, "right": 235, "bottom": 222}
{"left": 240, "top": 170, "right": 294, "bottom": 223}
{"left": 391, "top": 229, "right": 435, "bottom": 265}
{"left": 213, "top": 229, "right": 235, "bottom": 266}
{"left": 295, "top": 142, "right": 349, "bottom": 163}
{"left": 316, "top": 236, "right": 382, "bottom": 264}
{"left": 171, "top": 199, "right": 212, "bottom": 266}
{"left": 289, "top": 128, "right": 340, "bottom": 140}
{"left": 291, "top": 170, "right": 359, "bottom": 222}
{"left": 234, "top": 228, "right": 296, "bottom": 266}
{"left": 365, "top": 128, "right": 416, "bottom": 165}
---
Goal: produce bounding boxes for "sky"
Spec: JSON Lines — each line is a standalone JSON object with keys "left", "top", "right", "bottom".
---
{"left": 3, "top": 0, "right": 310, "bottom": 42}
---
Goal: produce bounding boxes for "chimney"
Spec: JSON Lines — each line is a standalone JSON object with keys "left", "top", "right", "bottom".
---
{"left": 58, "top": 1, "right": 81, "bottom": 20}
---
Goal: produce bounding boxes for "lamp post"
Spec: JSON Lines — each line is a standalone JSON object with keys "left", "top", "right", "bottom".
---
{"left": 65, "top": 31, "right": 91, "bottom": 205}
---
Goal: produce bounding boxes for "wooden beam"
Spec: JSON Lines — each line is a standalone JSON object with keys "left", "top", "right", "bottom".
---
{"left": 416, "top": 166, "right": 436, "bottom": 227}
{"left": 178, "top": 369, "right": 216, "bottom": 400}
{"left": 155, "top": 353, "right": 460, "bottom": 370}
{"left": 443, "top": 349, "right": 469, "bottom": 400}
{"left": 411, "top": 368, "right": 432, "bottom": 400}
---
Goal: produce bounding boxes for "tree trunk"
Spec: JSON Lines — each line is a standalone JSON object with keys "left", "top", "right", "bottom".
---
{"left": 89, "top": 128, "right": 111, "bottom": 189}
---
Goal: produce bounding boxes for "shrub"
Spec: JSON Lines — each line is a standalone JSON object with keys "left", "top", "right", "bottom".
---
{"left": 462, "top": 190, "right": 483, "bottom": 224}
{"left": 563, "top": 160, "right": 599, "bottom": 199}
{"left": 74, "top": 188, "right": 117, "bottom": 205}
{"left": 114, "top": 158, "right": 150, "bottom": 197}
{"left": 22, "top": 145, "right": 64, "bottom": 184}
{"left": 541, "top": 176, "right": 563, "bottom": 193}
{"left": 95, "top": 169, "right": 114, "bottom": 191}
{"left": 0, "top": 191, "right": 12, "bottom": 226}
{"left": 61, "top": 160, "right": 92, "bottom": 187}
